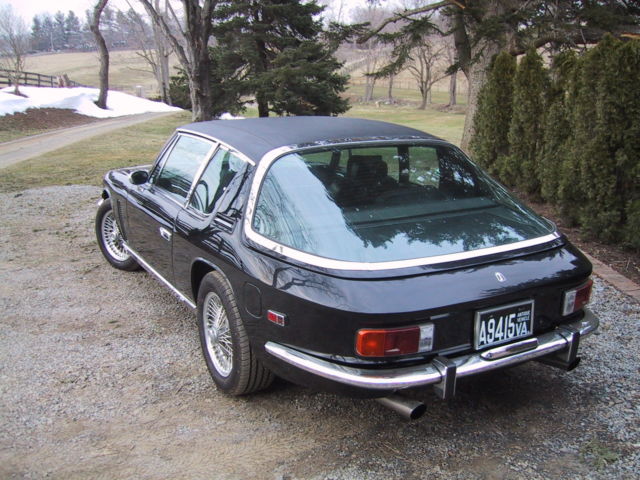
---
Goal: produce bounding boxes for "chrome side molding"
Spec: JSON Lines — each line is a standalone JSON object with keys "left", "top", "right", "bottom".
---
{"left": 124, "top": 243, "right": 196, "bottom": 310}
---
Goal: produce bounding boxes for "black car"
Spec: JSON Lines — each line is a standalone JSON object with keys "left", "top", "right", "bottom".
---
{"left": 96, "top": 117, "right": 598, "bottom": 419}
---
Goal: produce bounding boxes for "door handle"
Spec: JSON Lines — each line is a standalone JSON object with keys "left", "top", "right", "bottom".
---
{"left": 159, "top": 227, "right": 172, "bottom": 241}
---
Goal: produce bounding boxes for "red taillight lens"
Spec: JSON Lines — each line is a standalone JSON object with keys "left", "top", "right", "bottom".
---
{"left": 356, "top": 326, "right": 426, "bottom": 357}
{"left": 562, "top": 279, "right": 593, "bottom": 316}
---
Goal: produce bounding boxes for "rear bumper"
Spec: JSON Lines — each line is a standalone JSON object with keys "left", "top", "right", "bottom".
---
{"left": 265, "top": 309, "right": 599, "bottom": 399}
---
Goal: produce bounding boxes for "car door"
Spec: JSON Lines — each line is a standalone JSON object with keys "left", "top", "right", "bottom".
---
{"left": 173, "top": 146, "right": 251, "bottom": 295}
{"left": 126, "top": 133, "right": 216, "bottom": 283}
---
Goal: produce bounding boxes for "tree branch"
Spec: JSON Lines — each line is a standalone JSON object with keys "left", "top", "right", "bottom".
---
{"left": 138, "top": 0, "right": 189, "bottom": 70}
{"left": 358, "top": 0, "right": 457, "bottom": 44}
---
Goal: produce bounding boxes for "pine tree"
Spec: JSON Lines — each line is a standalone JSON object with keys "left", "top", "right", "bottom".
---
{"left": 65, "top": 11, "right": 81, "bottom": 48}
{"left": 618, "top": 40, "right": 640, "bottom": 249}
{"left": 574, "top": 35, "right": 625, "bottom": 242}
{"left": 539, "top": 51, "right": 577, "bottom": 203}
{"left": 506, "top": 49, "right": 548, "bottom": 195}
{"left": 469, "top": 51, "right": 516, "bottom": 177}
{"left": 53, "top": 11, "right": 67, "bottom": 49}
{"left": 31, "top": 15, "right": 46, "bottom": 51}
{"left": 169, "top": 46, "right": 247, "bottom": 117}
{"left": 41, "top": 14, "right": 54, "bottom": 51}
{"left": 214, "top": 0, "right": 349, "bottom": 117}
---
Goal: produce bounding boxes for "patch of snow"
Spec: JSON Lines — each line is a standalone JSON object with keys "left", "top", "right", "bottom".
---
{"left": 0, "top": 86, "right": 182, "bottom": 118}
{"left": 219, "top": 112, "right": 245, "bottom": 120}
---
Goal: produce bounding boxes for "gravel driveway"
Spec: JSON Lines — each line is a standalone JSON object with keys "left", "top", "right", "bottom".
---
{"left": 1, "top": 185, "right": 638, "bottom": 480}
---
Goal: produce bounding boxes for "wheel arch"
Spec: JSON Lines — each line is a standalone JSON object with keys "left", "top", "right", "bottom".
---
{"left": 191, "top": 258, "right": 233, "bottom": 304}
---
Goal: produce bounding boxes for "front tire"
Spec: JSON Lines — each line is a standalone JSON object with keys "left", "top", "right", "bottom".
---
{"left": 95, "top": 198, "right": 139, "bottom": 271}
{"left": 197, "top": 271, "right": 273, "bottom": 395}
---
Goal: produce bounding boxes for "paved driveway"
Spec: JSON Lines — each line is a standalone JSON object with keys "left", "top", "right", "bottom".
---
{"left": 0, "top": 112, "right": 175, "bottom": 169}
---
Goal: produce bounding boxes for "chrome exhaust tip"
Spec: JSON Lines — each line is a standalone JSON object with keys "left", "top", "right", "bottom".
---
{"left": 375, "top": 394, "right": 426, "bottom": 420}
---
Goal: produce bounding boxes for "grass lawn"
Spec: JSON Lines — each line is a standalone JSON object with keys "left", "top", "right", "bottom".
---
{"left": 346, "top": 104, "right": 465, "bottom": 145}
{"left": 346, "top": 84, "right": 467, "bottom": 106}
{"left": 0, "top": 111, "right": 191, "bottom": 193}
{"left": 25, "top": 50, "right": 180, "bottom": 96}
{"left": 0, "top": 103, "right": 464, "bottom": 193}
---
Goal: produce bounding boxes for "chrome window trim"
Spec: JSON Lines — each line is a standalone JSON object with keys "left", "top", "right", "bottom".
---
{"left": 152, "top": 132, "right": 217, "bottom": 206}
{"left": 184, "top": 143, "right": 252, "bottom": 216}
{"left": 243, "top": 141, "right": 562, "bottom": 272}
{"left": 149, "top": 133, "right": 180, "bottom": 182}
{"left": 177, "top": 128, "right": 256, "bottom": 166}
{"left": 184, "top": 140, "right": 219, "bottom": 204}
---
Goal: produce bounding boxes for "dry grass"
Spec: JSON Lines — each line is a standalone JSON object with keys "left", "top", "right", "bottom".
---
{"left": 347, "top": 104, "right": 465, "bottom": 145}
{"left": 25, "top": 50, "right": 180, "bottom": 97}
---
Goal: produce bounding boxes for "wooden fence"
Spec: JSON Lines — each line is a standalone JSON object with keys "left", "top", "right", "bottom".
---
{"left": 0, "top": 69, "right": 85, "bottom": 88}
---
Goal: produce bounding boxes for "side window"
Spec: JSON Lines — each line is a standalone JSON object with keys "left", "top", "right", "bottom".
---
{"left": 154, "top": 135, "right": 213, "bottom": 203}
{"left": 189, "top": 148, "right": 244, "bottom": 214}
{"left": 408, "top": 146, "right": 439, "bottom": 186}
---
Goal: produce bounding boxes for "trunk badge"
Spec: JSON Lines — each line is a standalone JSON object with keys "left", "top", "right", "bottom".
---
{"left": 495, "top": 272, "right": 506, "bottom": 282}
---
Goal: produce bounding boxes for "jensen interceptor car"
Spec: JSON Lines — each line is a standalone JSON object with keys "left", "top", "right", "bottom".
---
{"left": 95, "top": 117, "right": 598, "bottom": 418}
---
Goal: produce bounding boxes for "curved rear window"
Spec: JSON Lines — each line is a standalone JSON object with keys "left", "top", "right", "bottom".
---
{"left": 251, "top": 144, "right": 554, "bottom": 263}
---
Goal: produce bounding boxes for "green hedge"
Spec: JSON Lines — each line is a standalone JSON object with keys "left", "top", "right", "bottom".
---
{"left": 471, "top": 36, "right": 640, "bottom": 249}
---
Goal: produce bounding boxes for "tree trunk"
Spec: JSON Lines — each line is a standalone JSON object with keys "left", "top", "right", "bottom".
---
{"left": 139, "top": 0, "right": 215, "bottom": 122}
{"left": 364, "top": 77, "right": 376, "bottom": 102}
{"left": 460, "top": 49, "right": 496, "bottom": 151}
{"left": 455, "top": 0, "right": 512, "bottom": 151}
{"left": 257, "top": 92, "right": 269, "bottom": 117}
{"left": 153, "top": 0, "right": 171, "bottom": 104}
{"left": 448, "top": 71, "right": 457, "bottom": 106}
{"left": 188, "top": 61, "right": 213, "bottom": 121}
{"left": 159, "top": 50, "right": 171, "bottom": 104}
{"left": 418, "top": 85, "right": 427, "bottom": 110}
{"left": 387, "top": 74, "right": 394, "bottom": 103}
{"left": 90, "top": 0, "right": 110, "bottom": 110}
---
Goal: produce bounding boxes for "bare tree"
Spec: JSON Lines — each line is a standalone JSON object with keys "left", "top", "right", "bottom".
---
{"left": 124, "top": 1, "right": 172, "bottom": 104}
{"left": 0, "top": 6, "right": 30, "bottom": 96}
{"left": 387, "top": 73, "right": 395, "bottom": 103}
{"left": 407, "top": 37, "right": 447, "bottom": 109}
{"left": 444, "top": 40, "right": 457, "bottom": 106}
{"left": 138, "top": 0, "right": 216, "bottom": 121}
{"left": 351, "top": 5, "right": 393, "bottom": 103}
{"left": 90, "top": 0, "right": 110, "bottom": 109}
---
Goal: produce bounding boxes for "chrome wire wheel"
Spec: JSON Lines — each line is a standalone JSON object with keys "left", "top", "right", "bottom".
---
{"left": 203, "top": 291, "right": 233, "bottom": 377}
{"left": 100, "top": 210, "right": 129, "bottom": 262}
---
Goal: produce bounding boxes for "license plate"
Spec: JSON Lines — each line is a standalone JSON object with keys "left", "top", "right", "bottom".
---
{"left": 474, "top": 300, "right": 534, "bottom": 350}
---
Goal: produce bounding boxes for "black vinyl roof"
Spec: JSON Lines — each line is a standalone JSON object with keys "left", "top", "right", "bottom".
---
{"left": 179, "top": 116, "right": 440, "bottom": 162}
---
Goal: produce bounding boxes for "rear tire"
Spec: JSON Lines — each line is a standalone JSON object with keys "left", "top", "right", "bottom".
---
{"left": 197, "top": 271, "right": 273, "bottom": 395}
{"left": 95, "top": 198, "right": 140, "bottom": 271}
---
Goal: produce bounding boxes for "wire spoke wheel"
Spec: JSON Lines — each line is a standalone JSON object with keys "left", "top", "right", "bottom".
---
{"left": 197, "top": 271, "right": 273, "bottom": 395}
{"left": 100, "top": 209, "right": 129, "bottom": 262}
{"left": 203, "top": 291, "right": 233, "bottom": 377}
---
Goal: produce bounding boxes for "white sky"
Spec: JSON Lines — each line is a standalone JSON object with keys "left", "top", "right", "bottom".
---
{"left": 0, "top": 0, "right": 382, "bottom": 24}
{"left": 1, "top": 0, "right": 133, "bottom": 21}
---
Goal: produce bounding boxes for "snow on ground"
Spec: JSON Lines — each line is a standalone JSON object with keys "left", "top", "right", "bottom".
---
{"left": 0, "top": 86, "right": 182, "bottom": 118}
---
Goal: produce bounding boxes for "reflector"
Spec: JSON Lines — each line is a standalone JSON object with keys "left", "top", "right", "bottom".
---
{"left": 562, "top": 279, "right": 593, "bottom": 316}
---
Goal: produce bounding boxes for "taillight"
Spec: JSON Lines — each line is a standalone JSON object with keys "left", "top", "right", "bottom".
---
{"left": 356, "top": 324, "right": 434, "bottom": 357}
{"left": 562, "top": 279, "right": 593, "bottom": 316}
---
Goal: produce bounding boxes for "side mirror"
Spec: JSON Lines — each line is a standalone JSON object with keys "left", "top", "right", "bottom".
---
{"left": 130, "top": 170, "right": 149, "bottom": 185}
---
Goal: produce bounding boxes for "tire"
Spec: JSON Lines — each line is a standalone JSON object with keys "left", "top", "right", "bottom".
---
{"left": 95, "top": 198, "right": 140, "bottom": 271}
{"left": 197, "top": 271, "right": 273, "bottom": 395}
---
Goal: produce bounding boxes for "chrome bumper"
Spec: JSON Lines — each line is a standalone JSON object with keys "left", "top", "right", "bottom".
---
{"left": 265, "top": 309, "right": 599, "bottom": 399}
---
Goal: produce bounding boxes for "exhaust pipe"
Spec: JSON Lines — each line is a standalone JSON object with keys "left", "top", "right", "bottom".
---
{"left": 375, "top": 394, "right": 426, "bottom": 420}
